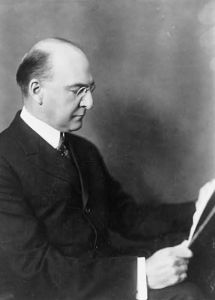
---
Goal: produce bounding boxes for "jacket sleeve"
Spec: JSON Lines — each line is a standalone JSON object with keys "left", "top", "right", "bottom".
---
{"left": 0, "top": 156, "right": 137, "bottom": 300}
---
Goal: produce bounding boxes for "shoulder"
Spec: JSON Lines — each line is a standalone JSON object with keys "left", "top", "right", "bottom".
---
{"left": 0, "top": 111, "right": 21, "bottom": 150}
{"left": 0, "top": 126, "right": 14, "bottom": 154}
{"left": 0, "top": 126, "right": 19, "bottom": 176}
{"left": 0, "top": 111, "right": 26, "bottom": 158}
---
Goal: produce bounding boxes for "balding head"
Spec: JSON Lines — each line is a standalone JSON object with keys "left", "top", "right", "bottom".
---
{"left": 16, "top": 37, "right": 94, "bottom": 132}
{"left": 16, "top": 38, "right": 85, "bottom": 98}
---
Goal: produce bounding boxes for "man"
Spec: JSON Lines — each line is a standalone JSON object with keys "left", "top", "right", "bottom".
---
{"left": 0, "top": 38, "right": 205, "bottom": 300}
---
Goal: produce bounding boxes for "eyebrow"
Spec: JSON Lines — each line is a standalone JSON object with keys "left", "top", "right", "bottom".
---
{"left": 66, "top": 81, "right": 95, "bottom": 90}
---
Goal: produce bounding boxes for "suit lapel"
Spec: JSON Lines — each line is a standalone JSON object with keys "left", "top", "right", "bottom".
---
{"left": 9, "top": 112, "right": 83, "bottom": 194}
{"left": 67, "top": 136, "right": 89, "bottom": 209}
{"left": 29, "top": 141, "right": 82, "bottom": 193}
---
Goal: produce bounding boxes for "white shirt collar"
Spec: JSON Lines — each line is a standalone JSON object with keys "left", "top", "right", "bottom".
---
{"left": 20, "top": 106, "right": 61, "bottom": 149}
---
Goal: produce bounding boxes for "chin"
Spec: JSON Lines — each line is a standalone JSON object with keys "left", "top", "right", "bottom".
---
{"left": 68, "top": 121, "right": 83, "bottom": 132}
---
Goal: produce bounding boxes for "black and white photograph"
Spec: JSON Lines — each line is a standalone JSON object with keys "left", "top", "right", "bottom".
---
{"left": 0, "top": 1, "right": 214, "bottom": 299}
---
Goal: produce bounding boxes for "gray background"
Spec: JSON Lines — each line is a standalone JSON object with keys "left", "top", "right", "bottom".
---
{"left": 1, "top": 0, "right": 215, "bottom": 204}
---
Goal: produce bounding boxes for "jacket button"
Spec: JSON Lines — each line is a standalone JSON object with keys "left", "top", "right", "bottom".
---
{"left": 85, "top": 207, "right": 91, "bottom": 214}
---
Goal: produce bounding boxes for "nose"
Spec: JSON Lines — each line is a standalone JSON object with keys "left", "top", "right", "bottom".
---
{"left": 80, "top": 92, "right": 93, "bottom": 110}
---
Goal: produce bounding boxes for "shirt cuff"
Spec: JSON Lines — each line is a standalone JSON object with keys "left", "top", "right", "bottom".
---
{"left": 136, "top": 257, "right": 147, "bottom": 300}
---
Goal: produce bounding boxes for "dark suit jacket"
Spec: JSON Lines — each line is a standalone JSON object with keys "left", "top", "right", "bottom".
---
{"left": 0, "top": 112, "right": 194, "bottom": 300}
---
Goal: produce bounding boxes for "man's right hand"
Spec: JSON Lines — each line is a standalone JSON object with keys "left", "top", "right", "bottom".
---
{"left": 145, "top": 242, "right": 193, "bottom": 289}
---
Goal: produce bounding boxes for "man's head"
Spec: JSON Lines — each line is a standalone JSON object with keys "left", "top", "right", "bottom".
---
{"left": 16, "top": 38, "right": 95, "bottom": 132}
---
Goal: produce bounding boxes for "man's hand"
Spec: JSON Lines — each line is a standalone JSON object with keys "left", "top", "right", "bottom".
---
{"left": 146, "top": 242, "right": 192, "bottom": 289}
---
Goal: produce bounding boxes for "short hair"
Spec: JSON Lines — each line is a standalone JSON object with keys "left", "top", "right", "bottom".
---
{"left": 16, "top": 37, "right": 82, "bottom": 98}
{"left": 16, "top": 49, "right": 52, "bottom": 98}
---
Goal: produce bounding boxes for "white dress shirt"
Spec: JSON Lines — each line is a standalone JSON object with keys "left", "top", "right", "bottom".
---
{"left": 20, "top": 106, "right": 61, "bottom": 149}
{"left": 20, "top": 106, "right": 148, "bottom": 300}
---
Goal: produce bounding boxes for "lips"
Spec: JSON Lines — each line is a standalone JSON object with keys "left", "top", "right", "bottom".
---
{"left": 73, "top": 114, "right": 85, "bottom": 118}
{"left": 73, "top": 111, "right": 86, "bottom": 118}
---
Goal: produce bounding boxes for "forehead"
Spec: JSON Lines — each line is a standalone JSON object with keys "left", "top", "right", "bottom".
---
{"left": 50, "top": 45, "right": 93, "bottom": 85}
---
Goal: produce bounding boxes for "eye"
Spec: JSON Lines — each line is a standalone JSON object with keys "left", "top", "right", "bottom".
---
{"left": 69, "top": 87, "right": 79, "bottom": 93}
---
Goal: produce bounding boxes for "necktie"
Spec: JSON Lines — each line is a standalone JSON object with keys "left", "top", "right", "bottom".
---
{"left": 57, "top": 133, "right": 82, "bottom": 193}
{"left": 57, "top": 133, "right": 70, "bottom": 159}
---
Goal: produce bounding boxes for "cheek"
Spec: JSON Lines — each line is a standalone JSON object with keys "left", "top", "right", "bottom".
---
{"left": 67, "top": 99, "right": 80, "bottom": 112}
{"left": 60, "top": 104, "right": 76, "bottom": 120}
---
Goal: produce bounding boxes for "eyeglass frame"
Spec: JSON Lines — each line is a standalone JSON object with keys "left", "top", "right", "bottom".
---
{"left": 75, "top": 83, "right": 96, "bottom": 99}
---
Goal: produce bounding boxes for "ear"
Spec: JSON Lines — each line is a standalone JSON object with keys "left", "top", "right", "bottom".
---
{"left": 28, "top": 78, "right": 43, "bottom": 105}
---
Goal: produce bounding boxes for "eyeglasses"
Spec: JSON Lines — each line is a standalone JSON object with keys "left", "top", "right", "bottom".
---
{"left": 76, "top": 83, "right": 96, "bottom": 99}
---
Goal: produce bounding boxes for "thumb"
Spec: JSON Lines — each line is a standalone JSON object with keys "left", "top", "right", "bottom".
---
{"left": 173, "top": 242, "right": 193, "bottom": 258}
{"left": 179, "top": 240, "right": 189, "bottom": 247}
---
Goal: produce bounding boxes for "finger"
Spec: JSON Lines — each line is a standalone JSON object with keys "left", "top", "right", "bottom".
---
{"left": 178, "top": 272, "right": 187, "bottom": 283}
{"left": 173, "top": 246, "right": 193, "bottom": 258}
{"left": 180, "top": 240, "right": 189, "bottom": 247}
{"left": 174, "top": 258, "right": 189, "bottom": 267}
{"left": 182, "top": 258, "right": 189, "bottom": 265}
{"left": 178, "top": 264, "right": 188, "bottom": 273}
{"left": 174, "top": 262, "right": 188, "bottom": 275}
